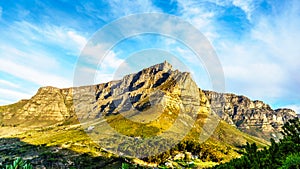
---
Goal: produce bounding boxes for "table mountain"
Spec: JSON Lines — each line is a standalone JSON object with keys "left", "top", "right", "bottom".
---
{"left": 0, "top": 61, "right": 296, "bottom": 141}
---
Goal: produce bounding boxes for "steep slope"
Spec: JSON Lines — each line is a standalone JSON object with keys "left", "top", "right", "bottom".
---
{"left": 0, "top": 62, "right": 296, "bottom": 140}
{"left": 204, "top": 91, "right": 297, "bottom": 140}
{"left": 0, "top": 61, "right": 277, "bottom": 166}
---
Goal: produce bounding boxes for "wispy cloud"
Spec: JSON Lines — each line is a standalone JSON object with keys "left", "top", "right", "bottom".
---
{"left": 79, "top": 43, "right": 125, "bottom": 85}
{"left": 107, "top": 0, "right": 161, "bottom": 17}
{"left": 0, "top": 99, "right": 14, "bottom": 105}
{"left": 231, "top": 0, "right": 259, "bottom": 21}
{"left": 213, "top": 0, "right": 300, "bottom": 107}
{"left": 0, "top": 45, "right": 60, "bottom": 71}
{"left": 0, "top": 59, "right": 72, "bottom": 87}
{"left": 0, "top": 80, "right": 20, "bottom": 89}
{"left": 176, "top": 0, "right": 218, "bottom": 41}
{"left": 0, "top": 18, "right": 88, "bottom": 104}
{"left": 11, "top": 21, "right": 87, "bottom": 54}
{"left": 0, "top": 88, "right": 32, "bottom": 102}
{"left": 0, "top": 43, "right": 72, "bottom": 88}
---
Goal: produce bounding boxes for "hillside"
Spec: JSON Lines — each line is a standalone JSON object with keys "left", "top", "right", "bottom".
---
{"left": 0, "top": 61, "right": 294, "bottom": 168}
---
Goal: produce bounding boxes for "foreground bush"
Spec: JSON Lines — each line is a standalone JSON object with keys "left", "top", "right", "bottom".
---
{"left": 4, "top": 157, "right": 33, "bottom": 169}
{"left": 214, "top": 118, "right": 300, "bottom": 168}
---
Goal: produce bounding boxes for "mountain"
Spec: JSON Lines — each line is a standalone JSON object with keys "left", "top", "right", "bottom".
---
{"left": 0, "top": 61, "right": 295, "bottom": 167}
{"left": 0, "top": 61, "right": 296, "bottom": 140}
{"left": 203, "top": 91, "right": 297, "bottom": 140}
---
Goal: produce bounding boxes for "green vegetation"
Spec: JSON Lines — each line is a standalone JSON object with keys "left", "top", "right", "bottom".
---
{"left": 214, "top": 118, "right": 300, "bottom": 168}
{"left": 0, "top": 112, "right": 269, "bottom": 168}
{"left": 280, "top": 153, "right": 300, "bottom": 169}
{"left": 0, "top": 93, "right": 269, "bottom": 168}
{"left": 2, "top": 157, "right": 33, "bottom": 169}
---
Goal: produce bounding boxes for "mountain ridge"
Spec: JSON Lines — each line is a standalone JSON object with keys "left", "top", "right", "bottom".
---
{"left": 0, "top": 61, "right": 297, "bottom": 141}
{"left": 2, "top": 61, "right": 293, "bottom": 167}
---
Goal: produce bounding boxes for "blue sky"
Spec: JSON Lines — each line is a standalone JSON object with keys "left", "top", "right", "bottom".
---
{"left": 0, "top": 0, "right": 299, "bottom": 113}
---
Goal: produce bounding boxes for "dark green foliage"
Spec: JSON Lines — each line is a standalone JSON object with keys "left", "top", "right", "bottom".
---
{"left": 281, "top": 118, "right": 300, "bottom": 144}
{"left": 280, "top": 153, "right": 300, "bottom": 169}
{"left": 214, "top": 118, "right": 300, "bottom": 169}
{"left": 121, "top": 162, "right": 130, "bottom": 169}
{"left": 120, "top": 162, "right": 152, "bottom": 169}
{"left": 4, "top": 157, "right": 33, "bottom": 169}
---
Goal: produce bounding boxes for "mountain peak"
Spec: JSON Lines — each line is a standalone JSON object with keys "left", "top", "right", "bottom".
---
{"left": 149, "top": 60, "right": 173, "bottom": 72}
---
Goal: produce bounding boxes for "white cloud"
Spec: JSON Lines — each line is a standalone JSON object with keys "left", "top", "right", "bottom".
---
{"left": 81, "top": 43, "right": 111, "bottom": 64}
{"left": 213, "top": 0, "right": 300, "bottom": 105}
{"left": 0, "top": 88, "right": 32, "bottom": 101}
{"left": 0, "top": 45, "right": 60, "bottom": 71}
{"left": 284, "top": 105, "right": 300, "bottom": 114}
{"left": 95, "top": 73, "right": 115, "bottom": 84}
{"left": 67, "top": 31, "right": 87, "bottom": 50}
{"left": 81, "top": 41, "right": 124, "bottom": 69}
{"left": 41, "top": 25, "right": 87, "bottom": 52}
{"left": 174, "top": 47, "right": 197, "bottom": 64}
{"left": 0, "top": 20, "right": 89, "bottom": 98}
{"left": 223, "top": 62, "right": 285, "bottom": 99}
{"left": 205, "top": 0, "right": 259, "bottom": 21}
{"left": 0, "top": 99, "right": 14, "bottom": 106}
{"left": 107, "top": 0, "right": 161, "bottom": 17}
{"left": 0, "top": 20, "right": 86, "bottom": 105}
{"left": 176, "top": 0, "right": 218, "bottom": 41}
{"left": 78, "top": 0, "right": 161, "bottom": 22}
{"left": 11, "top": 21, "right": 87, "bottom": 54}
{"left": 100, "top": 51, "right": 124, "bottom": 70}
{"left": 0, "top": 59, "right": 71, "bottom": 88}
{"left": 250, "top": 8, "right": 300, "bottom": 69}
{"left": 0, "top": 80, "right": 20, "bottom": 89}
{"left": 77, "top": 42, "right": 125, "bottom": 85}
{"left": 231, "top": 0, "right": 257, "bottom": 21}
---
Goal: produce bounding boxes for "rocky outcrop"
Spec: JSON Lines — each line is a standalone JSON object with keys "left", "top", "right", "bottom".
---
{"left": 203, "top": 90, "right": 297, "bottom": 139}
{"left": 0, "top": 61, "right": 297, "bottom": 141}
{"left": 0, "top": 61, "right": 207, "bottom": 130}
{"left": 71, "top": 61, "right": 206, "bottom": 122}
{"left": 0, "top": 86, "right": 76, "bottom": 127}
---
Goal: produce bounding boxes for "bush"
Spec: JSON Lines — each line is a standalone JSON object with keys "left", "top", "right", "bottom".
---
{"left": 4, "top": 157, "right": 33, "bottom": 169}
{"left": 280, "top": 153, "right": 300, "bottom": 169}
{"left": 214, "top": 118, "right": 300, "bottom": 169}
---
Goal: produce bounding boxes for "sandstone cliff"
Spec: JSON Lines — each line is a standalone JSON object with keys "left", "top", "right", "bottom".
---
{"left": 0, "top": 62, "right": 208, "bottom": 130}
{"left": 203, "top": 90, "right": 297, "bottom": 139}
{"left": 0, "top": 62, "right": 297, "bottom": 141}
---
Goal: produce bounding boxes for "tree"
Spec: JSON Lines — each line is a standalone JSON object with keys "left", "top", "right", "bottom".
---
{"left": 280, "top": 153, "right": 300, "bottom": 169}
{"left": 214, "top": 118, "right": 300, "bottom": 169}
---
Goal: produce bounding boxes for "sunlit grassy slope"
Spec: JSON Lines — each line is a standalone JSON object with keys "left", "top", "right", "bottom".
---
{"left": 1, "top": 112, "right": 268, "bottom": 167}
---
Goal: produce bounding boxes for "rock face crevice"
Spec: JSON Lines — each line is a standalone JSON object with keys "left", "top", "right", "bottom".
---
{"left": 0, "top": 61, "right": 297, "bottom": 140}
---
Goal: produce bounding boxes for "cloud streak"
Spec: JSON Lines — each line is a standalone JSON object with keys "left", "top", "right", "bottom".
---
{"left": 10, "top": 21, "right": 88, "bottom": 54}
{"left": 0, "top": 80, "right": 20, "bottom": 89}
{"left": 0, "top": 59, "right": 72, "bottom": 87}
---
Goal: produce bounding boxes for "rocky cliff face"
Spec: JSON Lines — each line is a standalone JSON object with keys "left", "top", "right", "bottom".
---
{"left": 0, "top": 86, "right": 75, "bottom": 127}
{"left": 0, "top": 62, "right": 208, "bottom": 130}
{"left": 203, "top": 90, "right": 297, "bottom": 139}
{"left": 0, "top": 62, "right": 297, "bottom": 141}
